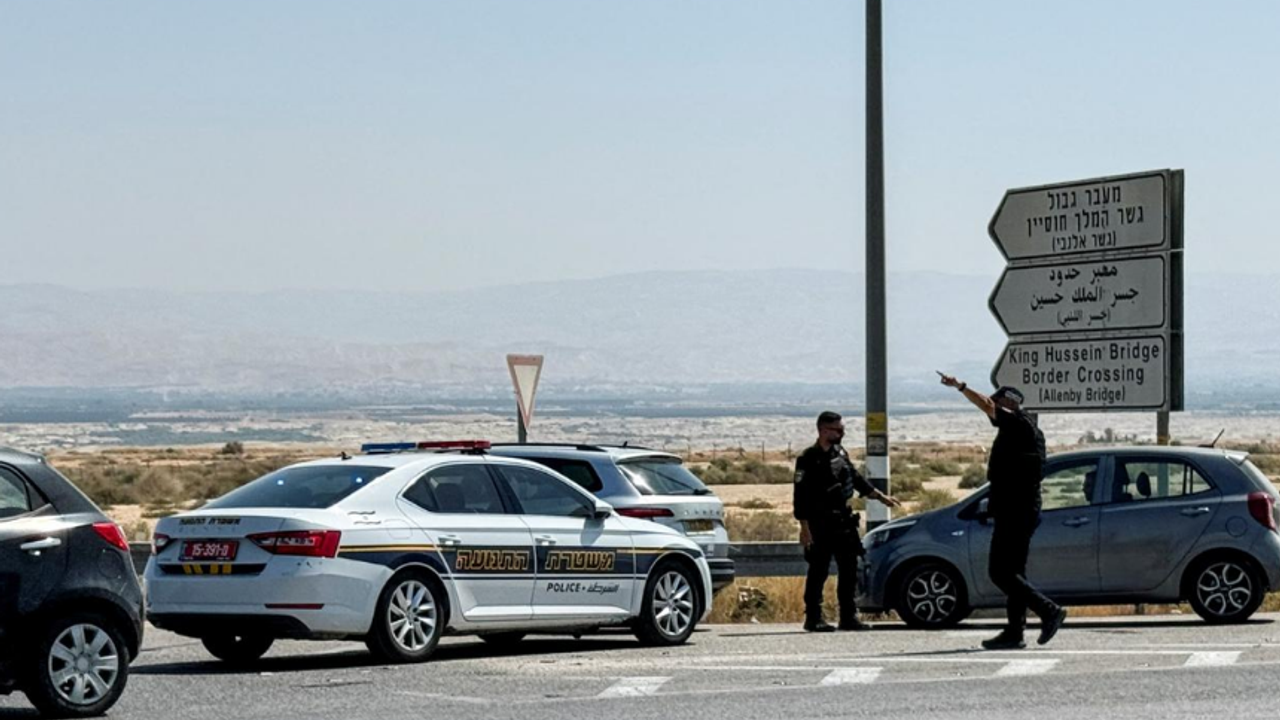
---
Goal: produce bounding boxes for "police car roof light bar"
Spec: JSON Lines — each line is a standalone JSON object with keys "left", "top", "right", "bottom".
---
{"left": 416, "top": 440, "right": 491, "bottom": 451}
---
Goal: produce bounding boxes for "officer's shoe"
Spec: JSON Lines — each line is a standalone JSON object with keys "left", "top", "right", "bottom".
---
{"left": 804, "top": 617, "right": 837, "bottom": 633}
{"left": 980, "top": 630, "right": 1026, "bottom": 650}
{"left": 1037, "top": 607, "right": 1068, "bottom": 646}
{"left": 838, "top": 617, "right": 871, "bottom": 632}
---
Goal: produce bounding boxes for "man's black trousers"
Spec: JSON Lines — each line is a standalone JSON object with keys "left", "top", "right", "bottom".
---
{"left": 988, "top": 515, "right": 1059, "bottom": 632}
{"left": 803, "top": 515, "right": 861, "bottom": 620}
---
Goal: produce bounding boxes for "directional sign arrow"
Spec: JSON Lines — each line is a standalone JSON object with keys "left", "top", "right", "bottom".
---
{"left": 990, "top": 335, "right": 1168, "bottom": 412}
{"left": 988, "top": 256, "right": 1167, "bottom": 336}
{"left": 989, "top": 171, "right": 1169, "bottom": 262}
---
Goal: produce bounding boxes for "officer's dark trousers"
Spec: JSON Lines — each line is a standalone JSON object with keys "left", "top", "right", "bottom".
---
{"left": 803, "top": 515, "right": 861, "bottom": 620}
{"left": 988, "top": 515, "right": 1058, "bottom": 633}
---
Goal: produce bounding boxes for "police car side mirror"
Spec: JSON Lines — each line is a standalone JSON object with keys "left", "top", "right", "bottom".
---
{"left": 592, "top": 501, "right": 613, "bottom": 520}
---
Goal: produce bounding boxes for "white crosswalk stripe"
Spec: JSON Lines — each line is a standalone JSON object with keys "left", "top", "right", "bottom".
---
{"left": 1184, "top": 651, "right": 1241, "bottom": 667}
{"left": 598, "top": 677, "right": 671, "bottom": 698}
{"left": 995, "top": 659, "right": 1059, "bottom": 677}
{"left": 820, "top": 668, "right": 883, "bottom": 685}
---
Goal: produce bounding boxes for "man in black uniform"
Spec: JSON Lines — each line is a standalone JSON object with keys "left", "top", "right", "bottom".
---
{"left": 794, "top": 411, "right": 901, "bottom": 632}
{"left": 937, "top": 374, "right": 1067, "bottom": 649}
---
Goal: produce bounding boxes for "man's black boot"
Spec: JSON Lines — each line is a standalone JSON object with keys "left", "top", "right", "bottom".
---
{"left": 838, "top": 615, "right": 871, "bottom": 631}
{"left": 804, "top": 615, "right": 836, "bottom": 633}
{"left": 1038, "top": 607, "right": 1067, "bottom": 646}
{"left": 981, "top": 629, "right": 1026, "bottom": 650}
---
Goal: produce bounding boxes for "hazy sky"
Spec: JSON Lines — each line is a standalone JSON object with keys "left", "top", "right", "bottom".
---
{"left": 2, "top": 1, "right": 1276, "bottom": 293}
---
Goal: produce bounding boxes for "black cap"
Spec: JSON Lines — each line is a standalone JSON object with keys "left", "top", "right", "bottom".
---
{"left": 992, "top": 386, "right": 1025, "bottom": 405}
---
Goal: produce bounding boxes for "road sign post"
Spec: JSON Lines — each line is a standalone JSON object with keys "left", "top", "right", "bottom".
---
{"left": 988, "top": 170, "right": 1183, "bottom": 419}
{"left": 506, "top": 354, "right": 544, "bottom": 444}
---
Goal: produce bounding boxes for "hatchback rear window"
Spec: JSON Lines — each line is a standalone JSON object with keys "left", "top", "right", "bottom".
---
{"left": 619, "top": 459, "right": 711, "bottom": 496}
{"left": 204, "top": 465, "right": 391, "bottom": 509}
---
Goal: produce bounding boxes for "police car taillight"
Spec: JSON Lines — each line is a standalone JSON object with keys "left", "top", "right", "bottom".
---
{"left": 152, "top": 533, "right": 171, "bottom": 555}
{"left": 248, "top": 530, "right": 342, "bottom": 558}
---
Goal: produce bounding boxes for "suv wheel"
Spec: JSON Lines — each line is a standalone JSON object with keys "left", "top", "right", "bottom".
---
{"left": 201, "top": 634, "right": 274, "bottom": 665}
{"left": 634, "top": 561, "right": 699, "bottom": 646}
{"left": 1188, "top": 556, "right": 1265, "bottom": 624}
{"left": 366, "top": 571, "right": 444, "bottom": 663}
{"left": 24, "top": 612, "right": 129, "bottom": 719}
{"left": 894, "top": 562, "right": 970, "bottom": 629}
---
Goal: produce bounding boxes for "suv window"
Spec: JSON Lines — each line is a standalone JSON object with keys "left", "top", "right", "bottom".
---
{"left": 1114, "top": 459, "right": 1213, "bottom": 503}
{"left": 618, "top": 458, "right": 711, "bottom": 497}
{"left": 518, "top": 457, "right": 604, "bottom": 493}
{"left": 204, "top": 465, "right": 391, "bottom": 509}
{"left": 0, "top": 468, "right": 32, "bottom": 519}
{"left": 1041, "top": 461, "right": 1100, "bottom": 512}
{"left": 404, "top": 463, "right": 506, "bottom": 514}
{"left": 493, "top": 464, "right": 591, "bottom": 517}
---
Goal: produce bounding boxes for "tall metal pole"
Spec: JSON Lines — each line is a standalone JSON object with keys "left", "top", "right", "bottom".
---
{"left": 518, "top": 412, "right": 528, "bottom": 444}
{"left": 865, "top": 0, "right": 890, "bottom": 529}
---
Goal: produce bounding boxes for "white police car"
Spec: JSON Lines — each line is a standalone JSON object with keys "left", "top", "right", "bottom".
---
{"left": 144, "top": 441, "right": 712, "bottom": 664}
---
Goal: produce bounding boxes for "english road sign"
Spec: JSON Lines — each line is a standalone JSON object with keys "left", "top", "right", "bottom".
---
{"left": 991, "top": 335, "right": 1168, "bottom": 412}
{"left": 989, "top": 171, "right": 1169, "bottom": 262}
{"left": 988, "top": 256, "right": 1167, "bottom": 336}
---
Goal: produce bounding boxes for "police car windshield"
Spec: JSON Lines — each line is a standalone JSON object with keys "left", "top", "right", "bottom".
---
{"left": 204, "top": 465, "right": 392, "bottom": 509}
{"left": 618, "top": 459, "right": 711, "bottom": 496}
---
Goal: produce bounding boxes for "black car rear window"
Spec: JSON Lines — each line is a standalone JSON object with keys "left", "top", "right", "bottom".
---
{"left": 204, "top": 465, "right": 391, "bottom": 509}
{"left": 619, "top": 459, "right": 711, "bottom": 497}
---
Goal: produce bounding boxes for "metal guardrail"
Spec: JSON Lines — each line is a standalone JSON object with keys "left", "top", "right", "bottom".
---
{"left": 128, "top": 541, "right": 810, "bottom": 578}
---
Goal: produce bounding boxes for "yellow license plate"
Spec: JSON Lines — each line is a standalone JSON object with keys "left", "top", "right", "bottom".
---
{"left": 684, "top": 519, "right": 715, "bottom": 533}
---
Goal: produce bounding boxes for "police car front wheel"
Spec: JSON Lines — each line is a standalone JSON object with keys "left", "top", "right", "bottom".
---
{"left": 634, "top": 561, "right": 699, "bottom": 646}
{"left": 366, "top": 571, "right": 444, "bottom": 663}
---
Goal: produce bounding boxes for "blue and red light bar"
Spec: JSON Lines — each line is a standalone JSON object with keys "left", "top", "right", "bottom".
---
{"left": 360, "top": 440, "right": 491, "bottom": 454}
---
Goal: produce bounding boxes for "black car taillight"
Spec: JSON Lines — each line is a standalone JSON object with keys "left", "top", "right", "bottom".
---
{"left": 92, "top": 522, "right": 131, "bottom": 552}
{"left": 1247, "top": 492, "right": 1277, "bottom": 532}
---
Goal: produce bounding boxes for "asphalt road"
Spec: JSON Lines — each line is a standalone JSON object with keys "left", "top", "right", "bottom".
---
{"left": 5, "top": 614, "right": 1280, "bottom": 719}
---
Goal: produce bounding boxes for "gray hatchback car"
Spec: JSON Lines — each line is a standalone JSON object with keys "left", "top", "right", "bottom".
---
{"left": 858, "top": 447, "right": 1280, "bottom": 627}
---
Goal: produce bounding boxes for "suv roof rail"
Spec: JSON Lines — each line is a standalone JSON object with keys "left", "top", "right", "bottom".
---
{"left": 490, "top": 442, "right": 607, "bottom": 452}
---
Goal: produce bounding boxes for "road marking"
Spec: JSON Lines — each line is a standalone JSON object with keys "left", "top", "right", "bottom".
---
{"left": 820, "top": 668, "right": 882, "bottom": 685}
{"left": 598, "top": 677, "right": 670, "bottom": 698}
{"left": 995, "top": 659, "right": 1059, "bottom": 677}
{"left": 1184, "top": 652, "right": 1241, "bottom": 667}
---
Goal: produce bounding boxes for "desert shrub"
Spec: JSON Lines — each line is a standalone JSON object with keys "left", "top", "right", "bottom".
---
{"left": 1249, "top": 454, "right": 1280, "bottom": 474}
{"left": 135, "top": 468, "right": 184, "bottom": 506}
{"left": 220, "top": 441, "right": 245, "bottom": 456}
{"left": 734, "top": 497, "right": 776, "bottom": 510}
{"left": 692, "top": 459, "right": 792, "bottom": 485}
{"left": 62, "top": 466, "right": 142, "bottom": 507}
{"left": 909, "top": 488, "right": 957, "bottom": 515}
{"left": 959, "top": 464, "right": 988, "bottom": 489}
{"left": 924, "top": 460, "right": 964, "bottom": 476}
{"left": 725, "top": 510, "right": 798, "bottom": 542}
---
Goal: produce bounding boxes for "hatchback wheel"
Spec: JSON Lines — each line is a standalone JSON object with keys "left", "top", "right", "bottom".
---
{"left": 894, "top": 562, "right": 970, "bottom": 629}
{"left": 24, "top": 612, "right": 129, "bottom": 719}
{"left": 1188, "top": 557, "right": 1264, "bottom": 624}
{"left": 634, "top": 562, "right": 699, "bottom": 645}
{"left": 366, "top": 571, "right": 444, "bottom": 662}
{"left": 202, "top": 634, "right": 274, "bottom": 665}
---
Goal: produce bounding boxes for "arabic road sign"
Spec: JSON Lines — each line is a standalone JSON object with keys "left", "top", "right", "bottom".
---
{"left": 506, "top": 354, "right": 544, "bottom": 432}
{"left": 991, "top": 335, "right": 1168, "bottom": 412}
{"left": 988, "top": 256, "right": 1167, "bottom": 336}
{"left": 989, "top": 170, "right": 1170, "bottom": 262}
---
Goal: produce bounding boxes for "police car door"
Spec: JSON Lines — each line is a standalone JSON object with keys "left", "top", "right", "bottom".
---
{"left": 397, "top": 460, "right": 535, "bottom": 621}
{"left": 489, "top": 462, "right": 635, "bottom": 620}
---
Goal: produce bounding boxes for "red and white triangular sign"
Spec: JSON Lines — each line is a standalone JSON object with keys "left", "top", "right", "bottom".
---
{"left": 506, "top": 354, "right": 544, "bottom": 429}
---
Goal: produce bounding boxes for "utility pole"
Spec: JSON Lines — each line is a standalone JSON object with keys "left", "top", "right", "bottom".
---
{"left": 865, "top": 0, "right": 890, "bottom": 530}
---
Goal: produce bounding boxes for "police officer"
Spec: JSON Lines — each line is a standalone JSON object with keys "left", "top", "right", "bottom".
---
{"left": 794, "top": 411, "right": 901, "bottom": 632}
{"left": 937, "top": 374, "right": 1067, "bottom": 649}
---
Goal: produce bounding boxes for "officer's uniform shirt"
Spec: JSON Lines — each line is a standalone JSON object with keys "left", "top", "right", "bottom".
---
{"left": 986, "top": 407, "right": 1047, "bottom": 520}
{"left": 793, "top": 444, "right": 875, "bottom": 523}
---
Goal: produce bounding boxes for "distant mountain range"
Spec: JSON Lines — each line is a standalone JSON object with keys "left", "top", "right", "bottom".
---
{"left": 0, "top": 270, "right": 1275, "bottom": 410}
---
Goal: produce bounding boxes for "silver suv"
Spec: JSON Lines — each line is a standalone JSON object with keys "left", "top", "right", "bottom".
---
{"left": 489, "top": 444, "right": 733, "bottom": 592}
{"left": 859, "top": 447, "right": 1280, "bottom": 627}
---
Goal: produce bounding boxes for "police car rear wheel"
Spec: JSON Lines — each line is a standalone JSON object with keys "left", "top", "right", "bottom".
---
{"left": 201, "top": 634, "right": 274, "bottom": 665}
{"left": 367, "top": 572, "right": 443, "bottom": 663}
{"left": 634, "top": 562, "right": 698, "bottom": 646}
{"left": 894, "top": 562, "right": 969, "bottom": 629}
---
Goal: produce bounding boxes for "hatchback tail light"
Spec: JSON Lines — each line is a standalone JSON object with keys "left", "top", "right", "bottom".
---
{"left": 248, "top": 530, "right": 342, "bottom": 558}
{"left": 1248, "top": 492, "right": 1277, "bottom": 532}
{"left": 92, "top": 522, "right": 131, "bottom": 552}
{"left": 616, "top": 507, "right": 675, "bottom": 519}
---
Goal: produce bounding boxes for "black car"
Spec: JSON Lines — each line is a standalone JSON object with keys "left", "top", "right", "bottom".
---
{"left": 0, "top": 447, "right": 144, "bottom": 717}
